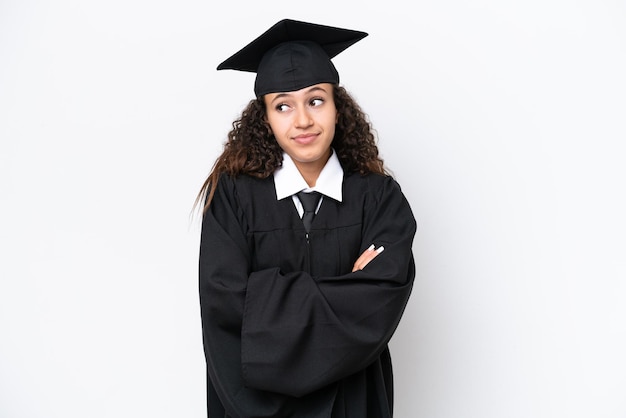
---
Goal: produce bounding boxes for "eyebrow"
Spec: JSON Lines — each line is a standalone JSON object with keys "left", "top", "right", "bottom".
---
{"left": 268, "top": 85, "right": 330, "bottom": 104}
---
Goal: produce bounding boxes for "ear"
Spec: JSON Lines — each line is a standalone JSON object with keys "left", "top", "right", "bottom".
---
{"left": 262, "top": 99, "right": 274, "bottom": 134}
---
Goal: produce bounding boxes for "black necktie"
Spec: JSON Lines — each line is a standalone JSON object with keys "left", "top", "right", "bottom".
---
{"left": 297, "top": 191, "right": 321, "bottom": 233}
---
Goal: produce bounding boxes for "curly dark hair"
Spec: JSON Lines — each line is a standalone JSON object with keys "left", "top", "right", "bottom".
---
{"left": 195, "top": 85, "right": 388, "bottom": 212}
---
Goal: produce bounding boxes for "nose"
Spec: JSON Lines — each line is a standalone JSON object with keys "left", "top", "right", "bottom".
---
{"left": 294, "top": 107, "right": 313, "bottom": 128}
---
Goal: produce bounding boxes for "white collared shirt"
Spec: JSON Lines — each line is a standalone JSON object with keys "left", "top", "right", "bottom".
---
{"left": 273, "top": 149, "right": 344, "bottom": 217}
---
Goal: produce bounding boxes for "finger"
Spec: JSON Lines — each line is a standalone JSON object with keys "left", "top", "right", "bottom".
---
{"left": 354, "top": 245, "right": 375, "bottom": 265}
{"left": 352, "top": 245, "right": 384, "bottom": 271}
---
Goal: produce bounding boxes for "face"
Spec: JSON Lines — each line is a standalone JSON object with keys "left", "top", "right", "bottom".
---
{"left": 264, "top": 83, "right": 337, "bottom": 175}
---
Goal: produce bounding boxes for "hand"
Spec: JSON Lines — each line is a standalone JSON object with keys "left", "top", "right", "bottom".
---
{"left": 352, "top": 244, "right": 385, "bottom": 272}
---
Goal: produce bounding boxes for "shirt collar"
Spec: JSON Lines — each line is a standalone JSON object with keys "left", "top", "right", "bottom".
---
{"left": 274, "top": 149, "right": 344, "bottom": 202}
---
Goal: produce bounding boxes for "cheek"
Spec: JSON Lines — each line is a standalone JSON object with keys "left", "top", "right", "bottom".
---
{"left": 325, "top": 113, "right": 338, "bottom": 134}
{"left": 266, "top": 116, "right": 283, "bottom": 137}
{"left": 266, "top": 114, "right": 289, "bottom": 131}
{"left": 328, "top": 108, "right": 338, "bottom": 127}
{"left": 328, "top": 126, "right": 336, "bottom": 142}
{"left": 269, "top": 123, "right": 291, "bottom": 148}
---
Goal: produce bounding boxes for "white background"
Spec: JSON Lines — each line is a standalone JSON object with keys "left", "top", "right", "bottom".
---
{"left": 1, "top": 1, "right": 625, "bottom": 417}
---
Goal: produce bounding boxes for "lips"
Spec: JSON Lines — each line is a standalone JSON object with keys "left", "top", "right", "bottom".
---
{"left": 293, "top": 133, "right": 318, "bottom": 145}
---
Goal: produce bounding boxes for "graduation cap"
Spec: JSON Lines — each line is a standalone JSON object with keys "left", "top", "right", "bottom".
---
{"left": 217, "top": 19, "right": 368, "bottom": 97}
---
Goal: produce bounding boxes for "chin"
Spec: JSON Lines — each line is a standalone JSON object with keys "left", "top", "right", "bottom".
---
{"left": 294, "top": 154, "right": 323, "bottom": 164}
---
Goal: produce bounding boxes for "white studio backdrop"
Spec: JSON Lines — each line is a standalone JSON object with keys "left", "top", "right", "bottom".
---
{"left": 1, "top": 1, "right": 625, "bottom": 417}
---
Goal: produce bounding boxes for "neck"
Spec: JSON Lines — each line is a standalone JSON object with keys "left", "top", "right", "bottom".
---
{"left": 294, "top": 150, "right": 331, "bottom": 187}
{"left": 296, "top": 165, "right": 321, "bottom": 187}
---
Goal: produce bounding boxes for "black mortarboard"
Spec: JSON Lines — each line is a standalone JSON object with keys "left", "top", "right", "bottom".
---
{"left": 217, "top": 19, "right": 368, "bottom": 97}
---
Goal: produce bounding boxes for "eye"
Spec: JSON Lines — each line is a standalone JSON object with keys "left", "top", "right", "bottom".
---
{"left": 275, "top": 103, "right": 291, "bottom": 112}
{"left": 310, "top": 98, "right": 324, "bottom": 107}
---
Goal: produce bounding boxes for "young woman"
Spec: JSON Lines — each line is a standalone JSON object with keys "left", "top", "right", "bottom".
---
{"left": 196, "top": 19, "right": 417, "bottom": 417}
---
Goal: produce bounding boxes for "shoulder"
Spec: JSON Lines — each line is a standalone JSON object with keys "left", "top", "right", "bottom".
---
{"left": 218, "top": 173, "right": 274, "bottom": 189}
{"left": 344, "top": 172, "right": 415, "bottom": 222}
{"left": 343, "top": 172, "right": 404, "bottom": 200}
{"left": 216, "top": 173, "right": 276, "bottom": 205}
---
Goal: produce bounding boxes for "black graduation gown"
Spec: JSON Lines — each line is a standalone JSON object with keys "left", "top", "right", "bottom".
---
{"left": 199, "top": 171, "right": 417, "bottom": 418}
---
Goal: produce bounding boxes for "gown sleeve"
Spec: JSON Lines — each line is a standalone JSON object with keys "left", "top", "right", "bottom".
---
{"left": 241, "top": 175, "right": 416, "bottom": 397}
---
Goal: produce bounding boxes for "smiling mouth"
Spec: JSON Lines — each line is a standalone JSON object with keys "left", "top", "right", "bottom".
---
{"left": 293, "top": 134, "right": 317, "bottom": 145}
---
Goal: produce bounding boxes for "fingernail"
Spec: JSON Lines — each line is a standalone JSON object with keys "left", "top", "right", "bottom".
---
{"left": 367, "top": 244, "right": 375, "bottom": 251}
{"left": 376, "top": 246, "right": 385, "bottom": 254}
